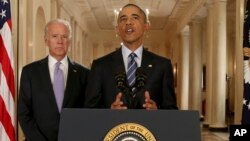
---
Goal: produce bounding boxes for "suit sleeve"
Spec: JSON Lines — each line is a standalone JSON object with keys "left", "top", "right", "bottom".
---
{"left": 18, "top": 68, "right": 47, "bottom": 141}
{"left": 161, "top": 60, "right": 178, "bottom": 109}
{"left": 84, "top": 60, "right": 103, "bottom": 108}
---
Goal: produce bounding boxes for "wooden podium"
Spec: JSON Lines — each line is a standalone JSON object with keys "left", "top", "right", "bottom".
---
{"left": 58, "top": 109, "right": 201, "bottom": 141}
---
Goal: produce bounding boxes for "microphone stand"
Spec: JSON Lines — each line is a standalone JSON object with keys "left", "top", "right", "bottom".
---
{"left": 115, "top": 67, "right": 147, "bottom": 109}
{"left": 131, "top": 67, "right": 147, "bottom": 109}
{"left": 115, "top": 71, "right": 133, "bottom": 108}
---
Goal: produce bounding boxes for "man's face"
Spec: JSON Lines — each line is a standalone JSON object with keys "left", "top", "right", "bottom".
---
{"left": 45, "top": 23, "right": 71, "bottom": 61}
{"left": 116, "top": 6, "right": 149, "bottom": 45}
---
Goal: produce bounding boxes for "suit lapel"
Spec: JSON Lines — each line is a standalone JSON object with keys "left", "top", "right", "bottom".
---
{"left": 109, "top": 48, "right": 127, "bottom": 93}
{"left": 63, "top": 58, "right": 76, "bottom": 106}
{"left": 111, "top": 48, "right": 126, "bottom": 74}
{"left": 39, "top": 57, "right": 59, "bottom": 110}
{"left": 141, "top": 49, "right": 154, "bottom": 78}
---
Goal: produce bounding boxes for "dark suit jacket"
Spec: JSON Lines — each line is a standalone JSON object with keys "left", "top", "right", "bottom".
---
{"left": 18, "top": 57, "right": 89, "bottom": 141}
{"left": 85, "top": 48, "right": 177, "bottom": 109}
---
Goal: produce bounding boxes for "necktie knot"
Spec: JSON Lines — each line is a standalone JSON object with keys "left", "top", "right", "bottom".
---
{"left": 129, "top": 53, "right": 137, "bottom": 61}
{"left": 55, "top": 62, "right": 61, "bottom": 71}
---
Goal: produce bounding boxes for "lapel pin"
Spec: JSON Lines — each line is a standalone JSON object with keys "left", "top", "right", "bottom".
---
{"left": 73, "top": 69, "right": 77, "bottom": 72}
{"left": 148, "top": 64, "right": 153, "bottom": 67}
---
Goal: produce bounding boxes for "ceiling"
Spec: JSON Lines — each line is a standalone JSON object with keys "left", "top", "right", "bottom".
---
{"left": 63, "top": 0, "right": 207, "bottom": 33}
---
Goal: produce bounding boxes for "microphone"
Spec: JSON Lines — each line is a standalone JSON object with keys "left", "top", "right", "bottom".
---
{"left": 114, "top": 67, "right": 132, "bottom": 108}
{"left": 135, "top": 67, "right": 147, "bottom": 89}
{"left": 115, "top": 69, "right": 127, "bottom": 92}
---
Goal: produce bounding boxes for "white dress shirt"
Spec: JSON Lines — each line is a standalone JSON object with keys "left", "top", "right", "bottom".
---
{"left": 121, "top": 44, "right": 143, "bottom": 72}
{"left": 48, "top": 55, "right": 68, "bottom": 87}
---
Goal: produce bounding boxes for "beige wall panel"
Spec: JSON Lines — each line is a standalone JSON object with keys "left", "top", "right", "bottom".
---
{"left": 34, "top": 7, "right": 46, "bottom": 60}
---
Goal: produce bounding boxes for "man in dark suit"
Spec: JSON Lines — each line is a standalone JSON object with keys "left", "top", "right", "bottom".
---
{"left": 85, "top": 4, "right": 177, "bottom": 110}
{"left": 18, "top": 19, "right": 89, "bottom": 141}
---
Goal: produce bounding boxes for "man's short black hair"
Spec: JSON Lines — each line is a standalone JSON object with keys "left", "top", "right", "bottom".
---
{"left": 119, "top": 3, "right": 147, "bottom": 23}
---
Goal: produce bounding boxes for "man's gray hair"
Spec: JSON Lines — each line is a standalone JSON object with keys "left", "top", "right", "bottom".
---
{"left": 44, "top": 19, "right": 72, "bottom": 39}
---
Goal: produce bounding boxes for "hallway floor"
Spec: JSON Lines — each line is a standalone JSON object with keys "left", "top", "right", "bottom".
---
{"left": 201, "top": 126, "right": 229, "bottom": 141}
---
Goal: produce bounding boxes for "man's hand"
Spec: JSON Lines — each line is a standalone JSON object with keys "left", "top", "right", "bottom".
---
{"left": 110, "top": 92, "right": 127, "bottom": 109}
{"left": 143, "top": 91, "right": 158, "bottom": 110}
{"left": 243, "top": 47, "right": 250, "bottom": 66}
{"left": 243, "top": 47, "right": 250, "bottom": 57}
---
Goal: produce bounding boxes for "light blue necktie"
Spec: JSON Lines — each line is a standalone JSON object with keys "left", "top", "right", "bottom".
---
{"left": 53, "top": 62, "right": 64, "bottom": 112}
{"left": 127, "top": 53, "right": 137, "bottom": 86}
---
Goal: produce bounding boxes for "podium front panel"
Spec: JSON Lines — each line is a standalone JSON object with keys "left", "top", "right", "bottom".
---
{"left": 58, "top": 109, "right": 201, "bottom": 141}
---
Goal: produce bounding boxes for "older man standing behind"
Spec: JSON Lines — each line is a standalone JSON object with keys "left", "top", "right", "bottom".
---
{"left": 18, "top": 19, "right": 89, "bottom": 141}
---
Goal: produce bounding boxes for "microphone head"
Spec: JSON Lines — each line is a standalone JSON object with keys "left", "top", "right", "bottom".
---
{"left": 115, "top": 67, "right": 127, "bottom": 91}
{"left": 135, "top": 67, "right": 147, "bottom": 89}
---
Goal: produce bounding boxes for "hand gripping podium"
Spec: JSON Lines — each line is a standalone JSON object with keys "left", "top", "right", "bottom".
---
{"left": 58, "top": 109, "right": 201, "bottom": 141}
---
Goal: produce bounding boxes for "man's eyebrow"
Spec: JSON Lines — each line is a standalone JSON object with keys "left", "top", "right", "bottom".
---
{"left": 131, "top": 13, "right": 140, "bottom": 17}
{"left": 119, "top": 15, "right": 127, "bottom": 19}
{"left": 119, "top": 13, "right": 140, "bottom": 19}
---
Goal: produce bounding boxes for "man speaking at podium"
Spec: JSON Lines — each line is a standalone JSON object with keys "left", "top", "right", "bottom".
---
{"left": 85, "top": 3, "right": 177, "bottom": 110}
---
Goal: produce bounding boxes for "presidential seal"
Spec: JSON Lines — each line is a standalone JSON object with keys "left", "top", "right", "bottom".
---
{"left": 103, "top": 123, "right": 156, "bottom": 141}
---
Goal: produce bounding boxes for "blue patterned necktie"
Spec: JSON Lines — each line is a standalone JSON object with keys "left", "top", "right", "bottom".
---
{"left": 127, "top": 53, "right": 137, "bottom": 86}
{"left": 53, "top": 62, "right": 64, "bottom": 112}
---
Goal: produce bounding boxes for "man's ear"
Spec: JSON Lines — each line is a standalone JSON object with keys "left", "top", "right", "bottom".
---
{"left": 44, "top": 36, "right": 47, "bottom": 44}
{"left": 144, "top": 22, "right": 150, "bottom": 32}
{"left": 115, "top": 25, "right": 120, "bottom": 36}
